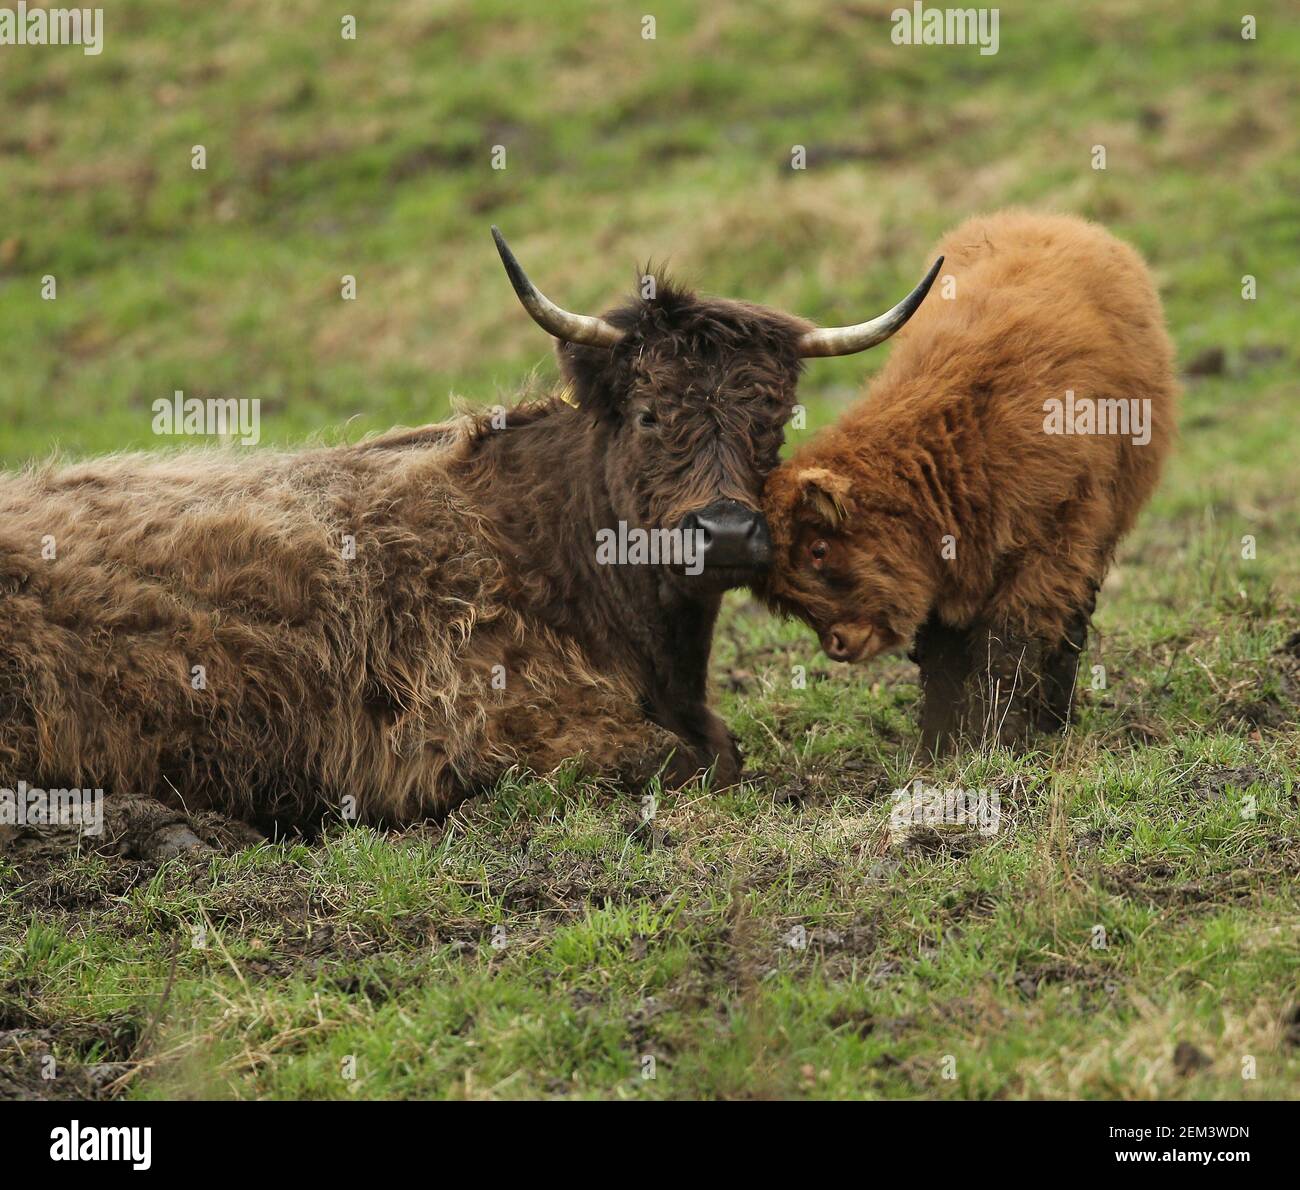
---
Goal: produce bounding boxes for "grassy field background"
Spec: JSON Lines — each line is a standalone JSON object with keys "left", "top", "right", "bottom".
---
{"left": 1, "top": 0, "right": 1298, "bottom": 1099}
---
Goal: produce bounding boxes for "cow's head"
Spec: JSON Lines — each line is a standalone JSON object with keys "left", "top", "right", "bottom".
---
{"left": 493, "top": 228, "right": 941, "bottom": 599}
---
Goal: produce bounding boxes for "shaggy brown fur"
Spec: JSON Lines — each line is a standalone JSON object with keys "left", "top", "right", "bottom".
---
{"left": 0, "top": 277, "right": 809, "bottom": 831}
{"left": 763, "top": 211, "right": 1178, "bottom": 750}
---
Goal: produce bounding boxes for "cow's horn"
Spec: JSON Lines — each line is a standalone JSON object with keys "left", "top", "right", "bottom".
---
{"left": 492, "top": 227, "right": 624, "bottom": 348}
{"left": 797, "top": 256, "right": 944, "bottom": 358}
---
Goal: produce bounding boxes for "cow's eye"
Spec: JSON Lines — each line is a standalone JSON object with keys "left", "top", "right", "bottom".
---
{"left": 809, "top": 539, "right": 829, "bottom": 569}
{"left": 635, "top": 410, "right": 658, "bottom": 430}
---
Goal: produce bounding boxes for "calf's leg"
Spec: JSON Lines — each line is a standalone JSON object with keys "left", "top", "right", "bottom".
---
{"left": 1035, "top": 610, "right": 1090, "bottom": 732}
{"left": 912, "top": 614, "right": 978, "bottom": 756}
{"left": 913, "top": 617, "right": 1047, "bottom": 752}
{"left": 1034, "top": 588, "right": 1097, "bottom": 733}
{"left": 967, "top": 625, "right": 1047, "bottom": 749}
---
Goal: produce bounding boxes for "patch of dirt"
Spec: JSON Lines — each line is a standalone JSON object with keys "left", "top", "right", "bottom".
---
{"left": 894, "top": 825, "right": 983, "bottom": 858}
{"left": 1013, "top": 961, "right": 1122, "bottom": 1008}
{"left": 1183, "top": 346, "right": 1226, "bottom": 377}
{"left": 15, "top": 862, "right": 160, "bottom": 915}
{"left": 1072, "top": 825, "right": 1132, "bottom": 857}
{"left": 766, "top": 758, "right": 894, "bottom": 806}
{"left": 234, "top": 861, "right": 638, "bottom": 981}
{"left": 1222, "top": 693, "right": 1293, "bottom": 731}
{"left": 5, "top": 809, "right": 667, "bottom": 992}
{"left": 941, "top": 888, "right": 999, "bottom": 924}
{"left": 0, "top": 1006, "right": 141, "bottom": 1102}
{"left": 721, "top": 666, "right": 756, "bottom": 693}
{"left": 623, "top": 995, "right": 671, "bottom": 1056}
{"left": 387, "top": 141, "right": 477, "bottom": 181}
{"left": 1182, "top": 344, "right": 1286, "bottom": 380}
{"left": 1217, "top": 640, "right": 1300, "bottom": 732}
{"left": 802, "top": 920, "right": 879, "bottom": 959}
{"left": 1101, "top": 851, "right": 1300, "bottom": 914}
{"left": 1282, "top": 1005, "right": 1300, "bottom": 1049}
{"left": 1188, "top": 764, "right": 1270, "bottom": 803}
{"left": 1117, "top": 715, "right": 1170, "bottom": 746}
{"left": 777, "top": 109, "right": 981, "bottom": 171}
{"left": 715, "top": 611, "right": 919, "bottom": 700}
{"left": 1242, "top": 344, "right": 1287, "bottom": 369}
{"left": 825, "top": 1004, "right": 875, "bottom": 1037}
{"left": 1173, "top": 1040, "right": 1213, "bottom": 1076}
{"left": 618, "top": 814, "right": 677, "bottom": 850}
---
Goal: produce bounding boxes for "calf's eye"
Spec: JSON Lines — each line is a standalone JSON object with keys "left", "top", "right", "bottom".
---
{"left": 809, "top": 539, "right": 829, "bottom": 569}
{"left": 636, "top": 410, "right": 658, "bottom": 430}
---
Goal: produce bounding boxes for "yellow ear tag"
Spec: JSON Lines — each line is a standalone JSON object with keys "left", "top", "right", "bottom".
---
{"left": 557, "top": 383, "right": 578, "bottom": 409}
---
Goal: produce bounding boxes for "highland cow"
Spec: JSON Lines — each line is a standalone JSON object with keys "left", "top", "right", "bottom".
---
{"left": 0, "top": 230, "right": 939, "bottom": 849}
{"left": 764, "top": 211, "right": 1177, "bottom": 750}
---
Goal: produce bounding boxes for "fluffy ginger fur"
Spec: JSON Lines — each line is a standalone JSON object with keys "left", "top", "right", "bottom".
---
{"left": 764, "top": 210, "right": 1178, "bottom": 747}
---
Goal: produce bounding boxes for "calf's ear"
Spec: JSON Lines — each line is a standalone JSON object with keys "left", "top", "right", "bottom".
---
{"left": 797, "top": 467, "right": 853, "bottom": 527}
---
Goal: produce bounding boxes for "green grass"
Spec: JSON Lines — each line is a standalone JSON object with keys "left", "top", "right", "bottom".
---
{"left": 1, "top": 0, "right": 1298, "bottom": 1100}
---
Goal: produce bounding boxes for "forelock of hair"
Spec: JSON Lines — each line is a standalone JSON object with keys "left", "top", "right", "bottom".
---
{"left": 601, "top": 270, "right": 810, "bottom": 356}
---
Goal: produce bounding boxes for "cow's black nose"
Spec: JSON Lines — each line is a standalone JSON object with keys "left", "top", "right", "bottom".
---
{"left": 678, "top": 500, "right": 773, "bottom": 570}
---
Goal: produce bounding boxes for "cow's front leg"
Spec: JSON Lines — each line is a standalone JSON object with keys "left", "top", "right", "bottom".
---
{"left": 660, "top": 704, "right": 741, "bottom": 788}
{"left": 643, "top": 597, "right": 741, "bottom": 787}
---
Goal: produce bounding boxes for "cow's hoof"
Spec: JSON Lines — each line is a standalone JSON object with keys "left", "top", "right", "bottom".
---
{"left": 136, "top": 821, "right": 213, "bottom": 861}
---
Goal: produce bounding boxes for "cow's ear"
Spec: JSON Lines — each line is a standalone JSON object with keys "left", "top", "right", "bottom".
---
{"left": 797, "top": 467, "right": 853, "bottom": 527}
{"left": 556, "top": 340, "right": 622, "bottom": 419}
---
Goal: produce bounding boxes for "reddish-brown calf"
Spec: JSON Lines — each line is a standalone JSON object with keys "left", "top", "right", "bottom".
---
{"left": 764, "top": 210, "right": 1178, "bottom": 749}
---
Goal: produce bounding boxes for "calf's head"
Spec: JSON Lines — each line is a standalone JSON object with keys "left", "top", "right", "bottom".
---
{"left": 493, "top": 227, "right": 941, "bottom": 598}
{"left": 764, "top": 465, "right": 937, "bottom": 664}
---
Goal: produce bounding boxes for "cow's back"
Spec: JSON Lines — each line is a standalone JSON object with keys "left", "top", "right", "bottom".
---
{"left": 0, "top": 442, "right": 485, "bottom": 823}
